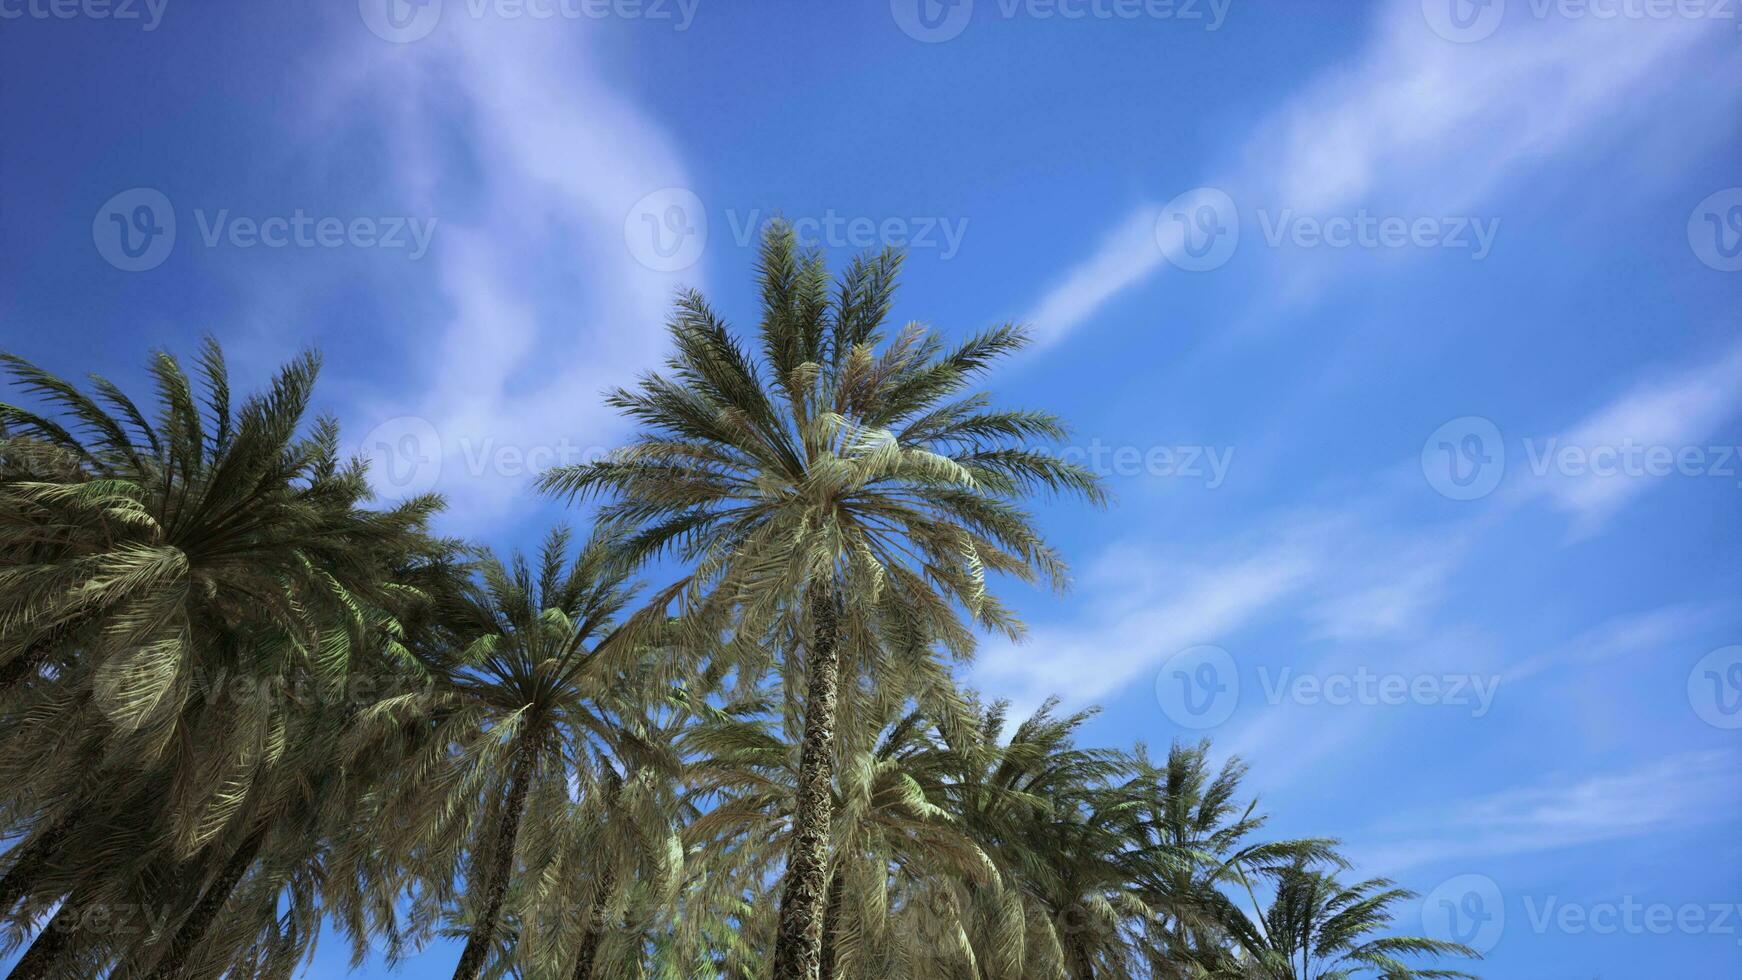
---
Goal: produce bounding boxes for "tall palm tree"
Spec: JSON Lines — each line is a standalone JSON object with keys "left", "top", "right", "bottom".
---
{"left": 0, "top": 342, "right": 444, "bottom": 978}
{"left": 539, "top": 226, "right": 1102, "bottom": 978}
{"left": 363, "top": 526, "right": 642, "bottom": 980}
{"left": 1126, "top": 742, "right": 1342, "bottom": 978}
{"left": 1232, "top": 862, "right": 1478, "bottom": 980}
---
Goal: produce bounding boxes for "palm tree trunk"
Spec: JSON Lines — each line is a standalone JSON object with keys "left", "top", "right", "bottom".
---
{"left": 817, "top": 866, "right": 845, "bottom": 980}
{"left": 570, "top": 863, "right": 616, "bottom": 980}
{"left": 6, "top": 901, "right": 75, "bottom": 980}
{"left": 0, "top": 818, "right": 67, "bottom": 914}
{"left": 770, "top": 586, "right": 841, "bottom": 980}
{"left": 1065, "top": 933, "right": 1095, "bottom": 980}
{"left": 453, "top": 737, "right": 538, "bottom": 980}
{"left": 141, "top": 826, "right": 266, "bottom": 980}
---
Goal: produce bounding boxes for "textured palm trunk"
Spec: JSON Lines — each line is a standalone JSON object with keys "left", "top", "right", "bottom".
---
{"left": 569, "top": 863, "right": 616, "bottom": 980}
{"left": 1065, "top": 933, "right": 1095, "bottom": 980}
{"left": 6, "top": 900, "right": 75, "bottom": 980}
{"left": 770, "top": 586, "right": 841, "bottom": 980}
{"left": 142, "top": 826, "right": 266, "bottom": 980}
{"left": 816, "top": 866, "right": 845, "bottom": 980}
{"left": 0, "top": 818, "right": 67, "bottom": 914}
{"left": 452, "top": 736, "right": 538, "bottom": 980}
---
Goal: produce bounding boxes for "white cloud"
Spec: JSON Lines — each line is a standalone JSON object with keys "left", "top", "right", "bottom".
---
{"left": 1506, "top": 601, "right": 1726, "bottom": 684}
{"left": 1022, "top": 0, "right": 1738, "bottom": 343}
{"left": 309, "top": 20, "right": 701, "bottom": 531}
{"left": 1353, "top": 750, "right": 1740, "bottom": 874}
{"left": 1510, "top": 340, "right": 1742, "bottom": 530}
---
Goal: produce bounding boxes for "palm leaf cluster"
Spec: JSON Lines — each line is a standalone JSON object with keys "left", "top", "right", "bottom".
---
{"left": 0, "top": 226, "right": 1475, "bottom": 979}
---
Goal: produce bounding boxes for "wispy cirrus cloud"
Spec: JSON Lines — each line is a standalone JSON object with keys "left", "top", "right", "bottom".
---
{"left": 1022, "top": 0, "right": 1742, "bottom": 343}
{"left": 303, "top": 19, "right": 701, "bottom": 531}
{"left": 1505, "top": 340, "right": 1742, "bottom": 531}
{"left": 1352, "top": 749, "right": 1741, "bottom": 874}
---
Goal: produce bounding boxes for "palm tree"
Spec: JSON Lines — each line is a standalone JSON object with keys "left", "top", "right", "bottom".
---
{"left": 1126, "top": 742, "right": 1342, "bottom": 978}
{"left": 0, "top": 342, "right": 444, "bottom": 978}
{"left": 363, "top": 526, "right": 643, "bottom": 980}
{"left": 539, "top": 226, "right": 1102, "bottom": 978}
{"left": 1232, "top": 862, "right": 1478, "bottom": 980}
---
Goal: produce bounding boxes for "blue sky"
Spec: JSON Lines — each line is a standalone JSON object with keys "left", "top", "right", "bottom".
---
{"left": 3, "top": 0, "right": 1741, "bottom": 975}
